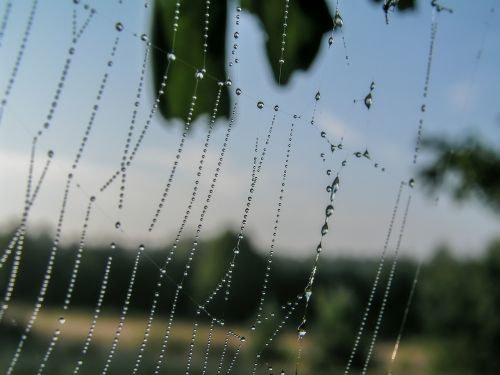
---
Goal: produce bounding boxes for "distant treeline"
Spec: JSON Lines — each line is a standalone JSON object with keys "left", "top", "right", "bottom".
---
{"left": 1, "top": 230, "right": 500, "bottom": 373}
{"left": 0, "top": 230, "right": 417, "bottom": 330}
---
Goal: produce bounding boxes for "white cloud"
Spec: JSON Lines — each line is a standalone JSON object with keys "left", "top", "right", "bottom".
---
{"left": 317, "top": 111, "right": 361, "bottom": 144}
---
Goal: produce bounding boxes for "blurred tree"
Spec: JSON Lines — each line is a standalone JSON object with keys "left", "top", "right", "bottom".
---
{"left": 244, "top": 300, "right": 286, "bottom": 363}
{"left": 420, "top": 135, "right": 500, "bottom": 213}
{"left": 189, "top": 231, "right": 267, "bottom": 321}
{"left": 151, "top": 0, "right": 416, "bottom": 123}
{"left": 419, "top": 246, "right": 477, "bottom": 335}
{"left": 474, "top": 240, "right": 500, "bottom": 373}
{"left": 419, "top": 242, "right": 500, "bottom": 374}
{"left": 310, "top": 287, "right": 368, "bottom": 371}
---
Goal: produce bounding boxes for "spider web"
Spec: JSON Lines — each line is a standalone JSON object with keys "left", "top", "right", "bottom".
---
{"left": 0, "top": 0, "right": 468, "bottom": 374}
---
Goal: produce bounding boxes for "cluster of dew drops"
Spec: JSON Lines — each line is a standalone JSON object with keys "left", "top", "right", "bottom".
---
{"left": 352, "top": 81, "right": 374, "bottom": 110}
{"left": 328, "top": 8, "right": 344, "bottom": 47}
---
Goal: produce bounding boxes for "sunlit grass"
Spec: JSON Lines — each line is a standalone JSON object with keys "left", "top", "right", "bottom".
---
{"left": 1, "top": 304, "right": 434, "bottom": 374}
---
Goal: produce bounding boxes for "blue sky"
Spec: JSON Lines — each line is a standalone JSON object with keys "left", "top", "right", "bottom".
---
{"left": 0, "top": 0, "right": 499, "bottom": 259}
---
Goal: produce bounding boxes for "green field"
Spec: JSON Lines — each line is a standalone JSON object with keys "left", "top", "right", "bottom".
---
{"left": 0, "top": 304, "right": 435, "bottom": 374}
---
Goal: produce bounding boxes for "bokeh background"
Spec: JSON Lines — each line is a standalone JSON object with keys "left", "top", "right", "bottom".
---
{"left": 0, "top": 0, "right": 499, "bottom": 373}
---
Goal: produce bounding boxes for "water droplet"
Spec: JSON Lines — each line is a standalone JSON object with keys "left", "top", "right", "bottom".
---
{"left": 140, "top": 33, "right": 148, "bottom": 42}
{"left": 115, "top": 22, "right": 124, "bottom": 32}
{"left": 316, "top": 243, "right": 322, "bottom": 253}
{"left": 363, "top": 149, "right": 371, "bottom": 159}
{"left": 69, "top": 47, "right": 75, "bottom": 55}
{"left": 139, "top": 244, "right": 145, "bottom": 251}
{"left": 409, "top": 178, "right": 415, "bottom": 188}
{"left": 327, "top": 169, "right": 332, "bottom": 175}
{"left": 320, "top": 131, "right": 326, "bottom": 138}
{"left": 240, "top": 336, "right": 246, "bottom": 342}
{"left": 305, "top": 287, "right": 312, "bottom": 301}
{"left": 195, "top": 70, "right": 204, "bottom": 80}
{"left": 325, "top": 204, "right": 334, "bottom": 217}
{"left": 115, "top": 221, "right": 121, "bottom": 229}
{"left": 354, "top": 152, "right": 362, "bottom": 158}
{"left": 315, "top": 91, "right": 321, "bottom": 101}
{"left": 257, "top": 101, "right": 264, "bottom": 109}
{"left": 236, "top": 6, "right": 242, "bottom": 12}
{"left": 225, "top": 79, "right": 232, "bottom": 86}
{"left": 342, "top": 160, "right": 347, "bottom": 166}
{"left": 48, "top": 150, "right": 54, "bottom": 158}
{"left": 274, "top": 105, "right": 279, "bottom": 111}
{"left": 328, "top": 36, "right": 334, "bottom": 46}
{"left": 110, "top": 242, "right": 116, "bottom": 250}
{"left": 421, "top": 104, "right": 426, "bottom": 112}
{"left": 235, "top": 88, "right": 242, "bottom": 95}
{"left": 321, "top": 222, "right": 328, "bottom": 236}
{"left": 167, "top": 52, "right": 176, "bottom": 61}
{"left": 58, "top": 316, "right": 65, "bottom": 324}
{"left": 333, "top": 176, "right": 340, "bottom": 190}
{"left": 334, "top": 10, "right": 343, "bottom": 28}
{"left": 233, "top": 31, "right": 239, "bottom": 39}
{"left": 298, "top": 322, "right": 307, "bottom": 337}
{"left": 364, "top": 92, "right": 373, "bottom": 109}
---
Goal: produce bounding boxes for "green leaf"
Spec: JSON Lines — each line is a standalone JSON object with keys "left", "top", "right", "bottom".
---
{"left": 241, "top": 0, "right": 333, "bottom": 85}
{"left": 151, "top": 0, "right": 416, "bottom": 124}
{"left": 151, "top": 0, "right": 229, "bottom": 125}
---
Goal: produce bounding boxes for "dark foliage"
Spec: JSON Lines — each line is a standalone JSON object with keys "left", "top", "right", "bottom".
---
{"left": 420, "top": 135, "right": 500, "bottom": 214}
{"left": 151, "top": 0, "right": 416, "bottom": 122}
